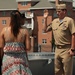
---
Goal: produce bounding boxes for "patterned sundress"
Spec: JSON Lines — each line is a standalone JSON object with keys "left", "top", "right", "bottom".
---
{"left": 2, "top": 42, "right": 32, "bottom": 75}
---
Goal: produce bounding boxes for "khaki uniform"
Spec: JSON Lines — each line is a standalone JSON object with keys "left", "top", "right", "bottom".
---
{"left": 45, "top": 4, "right": 75, "bottom": 75}
{"left": 52, "top": 17, "right": 75, "bottom": 45}
{"left": 51, "top": 17, "right": 75, "bottom": 75}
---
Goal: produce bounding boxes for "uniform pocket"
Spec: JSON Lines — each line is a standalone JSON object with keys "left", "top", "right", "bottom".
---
{"left": 59, "top": 24, "right": 68, "bottom": 30}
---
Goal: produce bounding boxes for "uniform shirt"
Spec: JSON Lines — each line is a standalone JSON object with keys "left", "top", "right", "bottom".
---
{"left": 48, "top": 17, "right": 75, "bottom": 45}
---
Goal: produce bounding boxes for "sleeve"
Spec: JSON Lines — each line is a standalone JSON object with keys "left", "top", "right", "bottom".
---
{"left": 46, "top": 23, "right": 52, "bottom": 32}
{"left": 68, "top": 18, "right": 75, "bottom": 34}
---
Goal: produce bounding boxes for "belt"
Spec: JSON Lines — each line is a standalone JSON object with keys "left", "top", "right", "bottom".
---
{"left": 56, "top": 44, "right": 71, "bottom": 49}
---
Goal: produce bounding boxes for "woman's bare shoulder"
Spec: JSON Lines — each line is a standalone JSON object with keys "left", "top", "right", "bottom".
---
{"left": 1, "top": 27, "right": 7, "bottom": 33}
{"left": 2, "top": 27, "right": 9, "bottom": 31}
{"left": 1, "top": 27, "right": 10, "bottom": 35}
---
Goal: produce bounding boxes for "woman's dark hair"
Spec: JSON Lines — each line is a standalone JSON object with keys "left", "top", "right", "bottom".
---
{"left": 10, "top": 10, "right": 25, "bottom": 38}
{"left": 21, "top": 13, "right": 25, "bottom": 19}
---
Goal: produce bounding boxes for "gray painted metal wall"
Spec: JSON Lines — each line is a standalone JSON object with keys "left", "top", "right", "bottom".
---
{"left": 28, "top": 52, "right": 75, "bottom": 75}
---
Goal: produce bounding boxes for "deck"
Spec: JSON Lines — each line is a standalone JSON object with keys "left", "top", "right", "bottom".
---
{"left": 28, "top": 52, "right": 75, "bottom": 75}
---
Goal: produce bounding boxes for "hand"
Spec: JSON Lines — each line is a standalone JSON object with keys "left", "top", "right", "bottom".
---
{"left": 43, "top": 9, "right": 49, "bottom": 19}
{"left": 68, "top": 49, "right": 75, "bottom": 56}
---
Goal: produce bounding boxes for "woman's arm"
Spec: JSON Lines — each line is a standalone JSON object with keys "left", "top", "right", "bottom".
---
{"left": 0, "top": 28, "right": 5, "bottom": 65}
{"left": 24, "top": 29, "right": 31, "bottom": 60}
{"left": 25, "top": 29, "right": 31, "bottom": 51}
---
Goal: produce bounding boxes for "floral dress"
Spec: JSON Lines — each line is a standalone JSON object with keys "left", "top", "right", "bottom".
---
{"left": 2, "top": 42, "right": 32, "bottom": 75}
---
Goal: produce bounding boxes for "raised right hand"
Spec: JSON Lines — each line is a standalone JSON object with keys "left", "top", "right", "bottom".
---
{"left": 43, "top": 9, "right": 49, "bottom": 19}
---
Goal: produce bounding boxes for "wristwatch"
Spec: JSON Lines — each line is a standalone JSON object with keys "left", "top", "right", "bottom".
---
{"left": 71, "top": 49, "right": 75, "bottom": 52}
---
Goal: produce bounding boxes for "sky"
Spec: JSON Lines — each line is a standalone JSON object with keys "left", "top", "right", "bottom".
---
{"left": 73, "top": 0, "right": 75, "bottom": 7}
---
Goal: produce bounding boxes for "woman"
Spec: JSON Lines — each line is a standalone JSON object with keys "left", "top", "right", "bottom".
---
{"left": 0, "top": 10, "right": 32, "bottom": 75}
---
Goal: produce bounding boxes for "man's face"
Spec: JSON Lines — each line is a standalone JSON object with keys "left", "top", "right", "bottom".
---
{"left": 56, "top": 9, "right": 65, "bottom": 19}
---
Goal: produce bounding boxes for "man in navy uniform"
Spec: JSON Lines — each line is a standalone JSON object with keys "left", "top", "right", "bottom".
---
{"left": 43, "top": 4, "right": 75, "bottom": 75}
